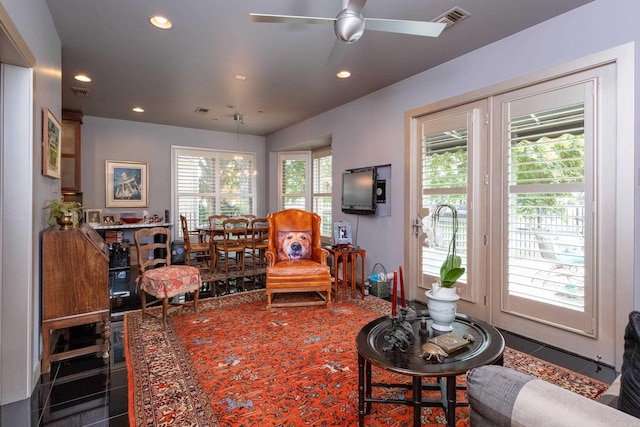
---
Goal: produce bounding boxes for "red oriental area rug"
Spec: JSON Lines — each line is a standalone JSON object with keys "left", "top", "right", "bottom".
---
{"left": 125, "top": 290, "right": 609, "bottom": 426}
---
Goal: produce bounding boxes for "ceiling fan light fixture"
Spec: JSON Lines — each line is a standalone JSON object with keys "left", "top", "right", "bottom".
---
{"left": 149, "top": 16, "right": 172, "bottom": 30}
{"left": 334, "top": 9, "right": 365, "bottom": 43}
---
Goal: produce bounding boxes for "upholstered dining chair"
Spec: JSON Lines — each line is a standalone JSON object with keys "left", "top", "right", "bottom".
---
{"left": 180, "top": 214, "right": 210, "bottom": 267}
{"left": 134, "top": 227, "right": 200, "bottom": 330}
{"left": 265, "top": 209, "right": 332, "bottom": 309}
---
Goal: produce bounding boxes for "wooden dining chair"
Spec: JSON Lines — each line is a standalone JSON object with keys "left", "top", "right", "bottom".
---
{"left": 134, "top": 227, "right": 200, "bottom": 330}
{"left": 216, "top": 218, "right": 250, "bottom": 278}
{"left": 248, "top": 217, "right": 269, "bottom": 275}
{"left": 180, "top": 214, "right": 210, "bottom": 268}
{"left": 207, "top": 215, "right": 228, "bottom": 271}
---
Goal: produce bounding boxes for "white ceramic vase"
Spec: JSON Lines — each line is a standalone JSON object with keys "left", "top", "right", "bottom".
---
{"left": 426, "top": 284, "right": 459, "bottom": 332}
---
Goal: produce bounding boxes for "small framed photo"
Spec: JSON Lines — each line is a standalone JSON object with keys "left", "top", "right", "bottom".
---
{"left": 106, "top": 160, "right": 148, "bottom": 208}
{"left": 101, "top": 213, "right": 119, "bottom": 225}
{"left": 42, "top": 108, "right": 62, "bottom": 179}
{"left": 333, "top": 221, "right": 352, "bottom": 245}
{"left": 86, "top": 209, "right": 102, "bottom": 226}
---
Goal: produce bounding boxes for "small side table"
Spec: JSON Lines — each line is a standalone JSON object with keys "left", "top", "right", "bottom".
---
{"left": 325, "top": 246, "right": 366, "bottom": 300}
{"left": 356, "top": 312, "right": 505, "bottom": 427}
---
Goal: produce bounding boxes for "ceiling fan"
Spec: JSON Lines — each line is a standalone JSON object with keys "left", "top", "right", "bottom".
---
{"left": 250, "top": 0, "right": 446, "bottom": 65}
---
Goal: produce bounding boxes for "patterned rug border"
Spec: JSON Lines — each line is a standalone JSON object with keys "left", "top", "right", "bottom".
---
{"left": 125, "top": 290, "right": 610, "bottom": 426}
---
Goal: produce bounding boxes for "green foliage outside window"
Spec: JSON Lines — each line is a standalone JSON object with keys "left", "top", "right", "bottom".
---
{"left": 510, "top": 133, "right": 584, "bottom": 222}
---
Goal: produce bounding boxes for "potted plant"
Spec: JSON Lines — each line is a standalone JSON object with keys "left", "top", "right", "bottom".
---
{"left": 432, "top": 203, "right": 465, "bottom": 291}
{"left": 44, "top": 198, "right": 82, "bottom": 230}
{"left": 425, "top": 203, "right": 465, "bottom": 331}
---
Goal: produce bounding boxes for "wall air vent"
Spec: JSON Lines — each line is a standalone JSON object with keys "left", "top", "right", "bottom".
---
{"left": 71, "top": 87, "right": 91, "bottom": 97}
{"left": 433, "top": 7, "right": 470, "bottom": 28}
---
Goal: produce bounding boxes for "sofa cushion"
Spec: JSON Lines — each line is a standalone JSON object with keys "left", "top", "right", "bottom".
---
{"left": 599, "top": 374, "right": 621, "bottom": 408}
{"left": 618, "top": 311, "right": 640, "bottom": 418}
{"left": 276, "top": 230, "right": 313, "bottom": 261}
{"left": 468, "top": 365, "right": 639, "bottom": 426}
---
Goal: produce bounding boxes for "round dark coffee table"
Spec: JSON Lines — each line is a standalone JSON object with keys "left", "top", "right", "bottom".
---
{"left": 356, "top": 311, "right": 504, "bottom": 427}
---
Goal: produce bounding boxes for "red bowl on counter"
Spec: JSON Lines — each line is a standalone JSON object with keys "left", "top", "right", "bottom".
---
{"left": 121, "top": 217, "right": 142, "bottom": 224}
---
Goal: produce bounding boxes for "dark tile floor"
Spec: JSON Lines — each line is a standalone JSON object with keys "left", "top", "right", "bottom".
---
{"left": 1, "top": 301, "right": 618, "bottom": 426}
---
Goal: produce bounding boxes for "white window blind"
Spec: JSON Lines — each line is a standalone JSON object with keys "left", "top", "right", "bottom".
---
{"left": 279, "top": 152, "right": 309, "bottom": 210}
{"left": 313, "top": 148, "right": 332, "bottom": 238}
{"left": 507, "top": 103, "right": 586, "bottom": 311}
{"left": 421, "top": 120, "right": 469, "bottom": 283}
{"left": 174, "top": 147, "right": 255, "bottom": 237}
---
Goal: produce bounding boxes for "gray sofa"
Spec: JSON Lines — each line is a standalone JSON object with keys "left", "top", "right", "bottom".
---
{"left": 466, "top": 365, "right": 639, "bottom": 426}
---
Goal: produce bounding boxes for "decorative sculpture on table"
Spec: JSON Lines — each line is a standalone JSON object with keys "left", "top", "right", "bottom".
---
{"left": 382, "top": 266, "right": 416, "bottom": 352}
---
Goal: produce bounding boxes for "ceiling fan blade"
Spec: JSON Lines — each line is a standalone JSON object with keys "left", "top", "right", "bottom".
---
{"left": 250, "top": 13, "right": 334, "bottom": 25}
{"left": 344, "top": 0, "right": 367, "bottom": 13}
{"left": 326, "top": 40, "right": 347, "bottom": 66}
{"left": 364, "top": 18, "right": 446, "bottom": 38}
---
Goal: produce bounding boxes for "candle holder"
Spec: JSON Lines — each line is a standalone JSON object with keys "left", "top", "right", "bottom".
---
{"left": 382, "top": 314, "right": 415, "bottom": 352}
{"left": 400, "top": 306, "right": 417, "bottom": 323}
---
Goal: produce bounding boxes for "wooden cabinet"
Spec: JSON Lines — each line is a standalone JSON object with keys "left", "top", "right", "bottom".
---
{"left": 41, "top": 223, "right": 110, "bottom": 373}
{"left": 61, "top": 109, "right": 82, "bottom": 199}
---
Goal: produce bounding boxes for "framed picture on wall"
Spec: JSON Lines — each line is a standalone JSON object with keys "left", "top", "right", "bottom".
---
{"left": 106, "top": 160, "right": 148, "bottom": 208}
{"left": 42, "top": 108, "right": 62, "bottom": 179}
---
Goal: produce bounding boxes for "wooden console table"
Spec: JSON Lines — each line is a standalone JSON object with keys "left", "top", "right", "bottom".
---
{"left": 325, "top": 246, "right": 366, "bottom": 300}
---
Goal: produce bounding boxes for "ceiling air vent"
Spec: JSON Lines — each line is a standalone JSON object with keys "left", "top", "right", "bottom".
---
{"left": 194, "top": 107, "right": 209, "bottom": 114}
{"left": 433, "top": 7, "right": 470, "bottom": 28}
{"left": 71, "top": 86, "right": 91, "bottom": 97}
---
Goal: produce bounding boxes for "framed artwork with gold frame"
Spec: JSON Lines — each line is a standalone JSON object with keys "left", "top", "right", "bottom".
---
{"left": 42, "top": 108, "right": 62, "bottom": 179}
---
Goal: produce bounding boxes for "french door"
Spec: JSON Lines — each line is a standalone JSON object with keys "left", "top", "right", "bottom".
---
{"left": 413, "top": 100, "right": 488, "bottom": 320}
{"left": 411, "top": 63, "right": 620, "bottom": 364}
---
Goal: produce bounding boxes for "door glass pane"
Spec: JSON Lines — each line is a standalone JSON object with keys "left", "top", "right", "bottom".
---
{"left": 507, "top": 105, "right": 586, "bottom": 311}
{"left": 421, "top": 122, "right": 468, "bottom": 285}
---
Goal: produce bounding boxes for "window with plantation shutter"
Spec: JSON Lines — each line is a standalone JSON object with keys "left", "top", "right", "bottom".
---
{"left": 505, "top": 96, "right": 588, "bottom": 317}
{"left": 419, "top": 111, "right": 471, "bottom": 291}
{"left": 278, "top": 152, "right": 309, "bottom": 211}
{"left": 173, "top": 147, "right": 255, "bottom": 238}
{"left": 313, "top": 148, "right": 332, "bottom": 238}
{"left": 277, "top": 149, "right": 332, "bottom": 238}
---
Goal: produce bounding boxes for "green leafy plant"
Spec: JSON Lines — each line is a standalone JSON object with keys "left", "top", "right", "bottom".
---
{"left": 44, "top": 199, "right": 82, "bottom": 228}
{"left": 432, "top": 204, "right": 465, "bottom": 288}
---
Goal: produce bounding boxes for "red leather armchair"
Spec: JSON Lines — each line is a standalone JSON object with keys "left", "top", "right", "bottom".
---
{"left": 265, "top": 209, "right": 332, "bottom": 309}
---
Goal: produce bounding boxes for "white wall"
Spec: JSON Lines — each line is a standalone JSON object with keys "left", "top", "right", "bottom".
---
{"left": 0, "top": 0, "right": 61, "bottom": 405}
{"left": 81, "top": 116, "right": 268, "bottom": 221}
{"left": 265, "top": 0, "right": 640, "bottom": 307}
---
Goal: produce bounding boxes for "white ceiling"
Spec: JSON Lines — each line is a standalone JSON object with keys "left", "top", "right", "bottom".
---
{"left": 45, "top": 0, "right": 593, "bottom": 136}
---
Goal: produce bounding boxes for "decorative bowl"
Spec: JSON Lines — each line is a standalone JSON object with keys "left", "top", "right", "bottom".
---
{"left": 122, "top": 217, "right": 142, "bottom": 224}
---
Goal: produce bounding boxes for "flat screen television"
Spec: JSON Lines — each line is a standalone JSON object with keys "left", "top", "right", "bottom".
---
{"left": 341, "top": 167, "right": 376, "bottom": 215}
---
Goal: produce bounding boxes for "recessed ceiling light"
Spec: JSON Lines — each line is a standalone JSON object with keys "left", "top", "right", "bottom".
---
{"left": 149, "top": 16, "right": 172, "bottom": 29}
{"left": 234, "top": 74, "right": 247, "bottom": 81}
{"left": 74, "top": 74, "right": 91, "bottom": 82}
{"left": 336, "top": 70, "right": 351, "bottom": 79}
{"left": 132, "top": 107, "right": 144, "bottom": 113}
